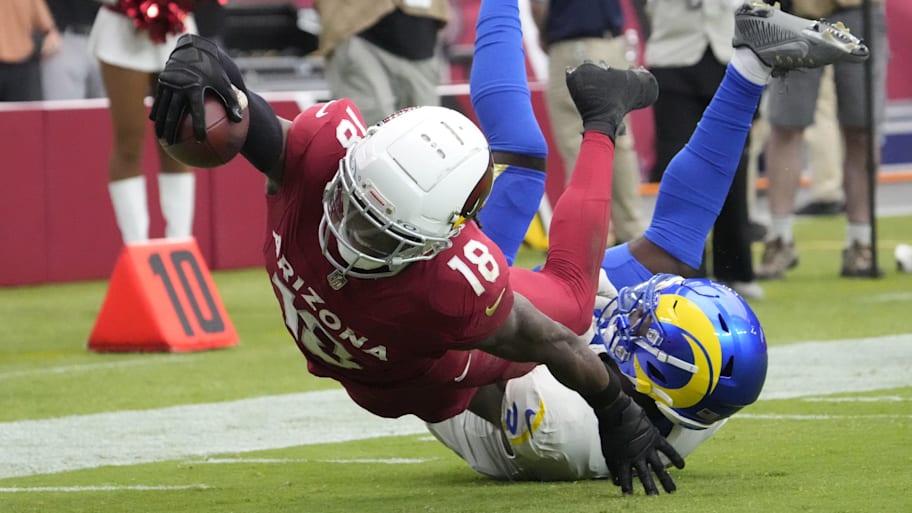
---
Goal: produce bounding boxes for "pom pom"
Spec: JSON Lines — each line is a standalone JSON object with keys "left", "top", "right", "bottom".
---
{"left": 116, "top": 0, "right": 195, "bottom": 44}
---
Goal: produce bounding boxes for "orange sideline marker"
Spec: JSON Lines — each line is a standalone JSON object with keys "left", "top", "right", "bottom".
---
{"left": 88, "top": 238, "right": 238, "bottom": 352}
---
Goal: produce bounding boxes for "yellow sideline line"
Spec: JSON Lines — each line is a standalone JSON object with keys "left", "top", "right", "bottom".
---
{"left": 637, "top": 167, "right": 912, "bottom": 197}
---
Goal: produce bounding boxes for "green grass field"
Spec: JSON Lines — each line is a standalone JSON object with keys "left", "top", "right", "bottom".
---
{"left": 1, "top": 214, "right": 910, "bottom": 513}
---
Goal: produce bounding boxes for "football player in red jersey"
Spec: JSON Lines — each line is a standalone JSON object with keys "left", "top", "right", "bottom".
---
{"left": 150, "top": 0, "right": 683, "bottom": 495}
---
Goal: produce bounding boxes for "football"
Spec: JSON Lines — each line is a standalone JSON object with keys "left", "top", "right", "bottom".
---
{"left": 159, "top": 91, "right": 250, "bottom": 168}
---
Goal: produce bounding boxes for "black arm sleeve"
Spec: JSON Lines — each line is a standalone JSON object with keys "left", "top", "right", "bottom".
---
{"left": 240, "top": 90, "right": 284, "bottom": 176}
{"left": 214, "top": 45, "right": 284, "bottom": 176}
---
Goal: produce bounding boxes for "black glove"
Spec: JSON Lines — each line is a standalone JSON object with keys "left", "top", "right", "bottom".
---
{"left": 593, "top": 390, "right": 685, "bottom": 495}
{"left": 150, "top": 34, "right": 245, "bottom": 144}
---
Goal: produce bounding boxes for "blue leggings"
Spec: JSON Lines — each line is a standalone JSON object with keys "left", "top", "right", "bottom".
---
{"left": 604, "top": 67, "right": 765, "bottom": 289}
{"left": 473, "top": 3, "right": 765, "bottom": 299}
{"left": 471, "top": 0, "right": 547, "bottom": 265}
{"left": 472, "top": 0, "right": 616, "bottom": 334}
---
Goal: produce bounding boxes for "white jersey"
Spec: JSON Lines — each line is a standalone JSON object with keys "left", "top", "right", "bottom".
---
{"left": 427, "top": 365, "right": 724, "bottom": 481}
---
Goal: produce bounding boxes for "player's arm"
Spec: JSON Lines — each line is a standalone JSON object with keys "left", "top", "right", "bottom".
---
{"left": 472, "top": 293, "right": 684, "bottom": 495}
{"left": 149, "top": 34, "right": 289, "bottom": 185}
{"left": 529, "top": 0, "right": 549, "bottom": 51}
{"left": 474, "top": 293, "right": 608, "bottom": 402}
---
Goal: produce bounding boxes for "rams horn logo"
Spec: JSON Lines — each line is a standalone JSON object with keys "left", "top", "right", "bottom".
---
{"left": 633, "top": 294, "right": 723, "bottom": 409}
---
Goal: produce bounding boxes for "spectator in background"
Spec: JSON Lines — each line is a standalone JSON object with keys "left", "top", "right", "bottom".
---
{"left": 194, "top": 0, "right": 228, "bottom": 46}
{"left": 42, "top": 0, "right": 105, "bottom": 101}
{"left": 88, "top": 1, "right": 198, "bottom": 244}
{"left": 747, "top": 67, "right": 843, "bottom": 235}
{"left": 643, "top": 0, "right": 762, "bottom": 300}
{"left": 746, "top": 93, "right": 768, "bottom": 237}
{"left": 531, "top": 0, "right": 645, "bottom": 245}
{"left": 0, "top": 0, "right": 61, "bottom": 101}
{"left": 758, "top": 0, "right": 887, "bottom": 279}
{"left": 794, "top": 66, "right": 846, "bottom": 216}
{"left": 315, "top": 0, "right": 448, "bottom": 125}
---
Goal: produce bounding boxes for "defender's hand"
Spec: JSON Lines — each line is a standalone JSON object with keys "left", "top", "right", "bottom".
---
{"left": 594, "top": 268, "right": 619, "bottom": 313}
{"left": 150, "top": 34, "right": 244, "bottom": 144}
{"left": 594, "top": 393, "right": 685, "bottom": 495}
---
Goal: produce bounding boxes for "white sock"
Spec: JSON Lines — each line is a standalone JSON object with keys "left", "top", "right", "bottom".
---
{"left": 846, "top": 223, "right": 872, "bottom": 247}
{"left": 768, "top": 216, "right": 795, "bottom": 244}
{"left": 730, "top": 48, "right": 772, "bottom": 86}
{"left": 108, "top": 176, "right": 149, "bottom": 244}
{"left": 158, "top": 172, "right": 196, "bottom": 239}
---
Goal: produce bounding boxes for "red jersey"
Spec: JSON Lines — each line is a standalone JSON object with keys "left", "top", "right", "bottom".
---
{"left": 263, "top": 100, "right": 532, "bottom": 422}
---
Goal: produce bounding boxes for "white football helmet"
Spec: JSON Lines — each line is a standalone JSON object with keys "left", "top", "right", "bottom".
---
{"left": 319, "top": 106, "right": 494, "bottom": 281}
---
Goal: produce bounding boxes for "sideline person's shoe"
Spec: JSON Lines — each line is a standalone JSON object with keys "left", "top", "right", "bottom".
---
{"left": 841, "top": 241, "right": 884, "bottom": 278}
{"left": 756, "top": 238, "right": 798, "bottom": 280}
{"left": 795, "top": 199, "right": 845, "bottom": 216}
{"left": 723, "top": 281, "right": 765, "bottom": 301}
{"left": 748, "top": 221, "right": 768, "bottom": 243}
{"left": 733, "top": 1, "right": 870, "bottom": 76}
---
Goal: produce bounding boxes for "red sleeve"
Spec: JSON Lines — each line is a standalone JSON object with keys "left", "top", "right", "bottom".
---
{"left": 281, "top": 99, "right": 368, "bottom": 196}
{"left": 424, "top": 223, "right": 515, "bottom": 348}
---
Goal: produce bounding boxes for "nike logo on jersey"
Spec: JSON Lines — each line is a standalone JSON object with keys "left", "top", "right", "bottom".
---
{"left": 523, "top": 408, "right": 537, "bottom": 439}
{"left": 314, "top": 100, "right": 336, "bottom": 118}
{"left": 503, "top": 399, "right": 546, "bottom": 445}
{"left": 485, "top": 288, "right": 506, "bottom": 317}
{"left": 453, "top": 353, "right": 472, "bottom": 383}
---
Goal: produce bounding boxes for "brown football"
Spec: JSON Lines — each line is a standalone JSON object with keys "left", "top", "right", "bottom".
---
{"left": 159, "top": 93, "right": 250, "bottom": 168}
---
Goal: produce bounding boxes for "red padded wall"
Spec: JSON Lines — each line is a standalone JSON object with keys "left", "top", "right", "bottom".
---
{"left": 0, "top": 106, "right": 47, "bottom": 285}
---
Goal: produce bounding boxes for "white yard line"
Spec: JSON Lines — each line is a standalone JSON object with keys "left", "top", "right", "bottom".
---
{"left": 0, "top": 355, "right": 199, "bottom": 381}
{"left": 0, "top": 335, "right": 909, "bottom": 480}
{"left": 802, "top": 396, "right": 910, "bottom": 403}
{"left": 0, "top": 485, "right": 209, "bottom": 492}
{"left": 193, "top": 457, "right": 435, "bottom": 465}
{"left": 858, "top": 292, "right": 912, "bottom": 303}
{"left": 0, "top": 390, "right": 428, "bottom": 480}
{"left": 760, "top": 334, "right": 912, "bottom": 400}
{"left": 735, "top": 414, "right": 912, "bottom": 420}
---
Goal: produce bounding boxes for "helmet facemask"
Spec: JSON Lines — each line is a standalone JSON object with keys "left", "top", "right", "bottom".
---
{"left": 598, "top": 275, "right": 700, "bottom": 403}
{"left": 594, "top": 274, "right": 768, "bottom": 430}
{"left": 317, "top": 106, "right": 494, "bottom": 287}
{"left": 319, "top": 153, "right": 454, "bottom": 278}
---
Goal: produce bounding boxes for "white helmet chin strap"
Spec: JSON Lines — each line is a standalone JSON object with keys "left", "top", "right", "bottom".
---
{"left": 634, "top": 339, "right": 699, "bottom": 374}
{"left": 656, "top": 402, "right": 717, "bottom": 431}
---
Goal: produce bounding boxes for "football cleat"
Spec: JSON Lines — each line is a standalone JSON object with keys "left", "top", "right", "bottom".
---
{"left": 733, "top": 1, "right": 870, "bottom": 76}
{"left": 565, "top": 62, "right": 658, "bottom": 138}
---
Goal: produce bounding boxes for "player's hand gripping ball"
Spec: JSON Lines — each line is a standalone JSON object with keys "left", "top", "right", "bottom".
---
{"left": 159, "top": 88, "right": 250, "bottom": 168}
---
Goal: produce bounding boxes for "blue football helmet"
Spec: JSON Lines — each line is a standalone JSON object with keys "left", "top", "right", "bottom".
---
{"left": 594, "top": 274, "right": 768, "bottom": 430}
